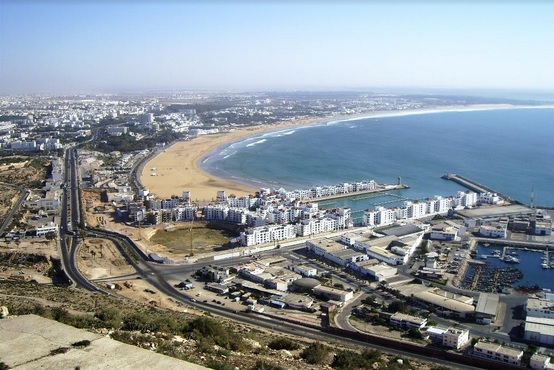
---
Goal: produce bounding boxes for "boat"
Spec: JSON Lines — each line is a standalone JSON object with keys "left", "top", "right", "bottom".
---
{"left": 481, "top": 255, "right": 488, "bottom": 260}
{"left": 503, "top": 255, "right": 520, "bottom": 264}
{"left": 542, "top": 263, "right": 550, "bottom": 269}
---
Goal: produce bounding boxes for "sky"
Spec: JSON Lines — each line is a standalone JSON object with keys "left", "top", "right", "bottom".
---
{"left": 1, "top": 1, "right": 553, "bottom": 94}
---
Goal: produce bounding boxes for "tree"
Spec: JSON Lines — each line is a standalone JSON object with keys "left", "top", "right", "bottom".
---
{"left": 407, "top": 328, "right": 424, "bottom": 339}
{"left": 387, "top": 300, "right": 408, "bottom": 314}
{"left": 45, "top": 231, "right": 57, "bottom": 243}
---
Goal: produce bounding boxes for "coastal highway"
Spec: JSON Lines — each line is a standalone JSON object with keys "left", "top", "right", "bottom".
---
{"left": 59, "top": 147, "right": 108, "bottom": 292}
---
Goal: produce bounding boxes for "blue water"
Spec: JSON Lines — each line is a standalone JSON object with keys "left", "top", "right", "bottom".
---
{"left": 476, "top": 244, "right": 554, "bottom": 291}
{"left": 203, "top": 107, "right": 554, "bottom": 210}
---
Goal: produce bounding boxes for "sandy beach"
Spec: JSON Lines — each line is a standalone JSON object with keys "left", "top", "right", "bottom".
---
{"left": 140, "top": 116, "right": 324, "bottom": 202}
{"left": 139, "top": 104, "right": 543, "bottom": 202}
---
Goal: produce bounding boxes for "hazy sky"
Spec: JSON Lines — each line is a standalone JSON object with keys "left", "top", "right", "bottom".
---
{"left": 1, "top": 1, "right": 553, "bottom": 94}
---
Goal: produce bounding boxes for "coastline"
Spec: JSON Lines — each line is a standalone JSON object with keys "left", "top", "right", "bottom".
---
{"left": 140, "top": 104, "right": 554, "bottom": 202}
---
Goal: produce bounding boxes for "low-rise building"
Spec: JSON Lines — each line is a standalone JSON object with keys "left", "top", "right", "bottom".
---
{"left": 35, "top": 222, "right": 58, "bottom": 237}
{"left": 479, "top": 223, "right": 507, "bottom": 238}
{"left": 288, "top": 264, "right": 317, "bottom": 277}
{"left": 526, "top": 297, "right": 554, "bottom": 319}
{"left": 442, "top": 328, "right": 470, "bottom": 350}
{"left": 475, "top": 293, "right": 499, "bottom": 324}
{"left": 429, "top": 223, "right": 459, "bottom": 241}
{"left": 312, "top": 285, "right": 353, "bottom": 303}
{"left": 413, "top": 288, "right": 474, "bottom": 318}
{"left": 473, "top": 341, "right": 523, "bottom": 366}
{"left": 524, "top": 316, "right": 554, "bottom": 345}
{"left": 390, "top": 312, "right": 427, "bottom": 329}
{"left": 364, "top": 263, "right": 397, "bottom": 281}
{"left": 530, "top": 353, "right": 554, "bottom": 370}
{"left": 426, "top": 326, "right": 448, "bottom": 343}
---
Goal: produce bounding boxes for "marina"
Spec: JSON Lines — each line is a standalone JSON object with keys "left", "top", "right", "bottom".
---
{"left": 459, "top": 243, "right": 554, "bottom": 293}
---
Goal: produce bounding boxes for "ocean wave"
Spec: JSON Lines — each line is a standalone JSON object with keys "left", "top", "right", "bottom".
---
{"left": 246, "top": 139, "right": 267, "bottom": 147}
{"left": 280, "top": 130, "right": 296, "bottom": 136}
{"left": 223, "top": 151, "right": 237, "bottom": 159}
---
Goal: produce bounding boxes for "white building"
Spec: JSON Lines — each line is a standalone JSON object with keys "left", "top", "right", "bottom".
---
{"left": 296, "top": 217, "right": 338, "bottom": 237}
{"left": 479, "top": 223, "right": 507, "bottom": 238}
{"left": 106, "top": 126, "right": 128, "bottom": 136}
{"left": 526, "top": 297, "right": 554, "bottom": 319}
{"left": 204, "top": 204, "right": 229, "bottom": 221}
{"left": 363, "top": 206, "right": 396, "bottom": 228}
{"left": 24, "top": 193, "right": 60, "bottom": 210}
{"left": 227, "top": 195, "right": 257, "bottom": 208}
{"left": 479, "top": 192, "right": 503, "bottom": 205}
{"left": 35, "top": 222, "right": 58, "bottom": 237}
{"left": 288, "top": 265, "right": 317, "bottom": 277}
{"left": 530, "top": 353, "right": 554, "bottom": 370}
{"left": 240, "top": 225, "right": 296, "bottom": 246}
{"left": 473, "top": 341, "right": 523, "bottom": 366}
{"left": 390, "top": 313, "right": 427, "bottom": 329}
{"left": 429, "top": 223, "right": 459, "bottom": 241}
{"left": 442, "top": 328, "right": 470, "bottom": 350}
{"left": 524, "top": 316, "right": 554, "bottom": 345}
{"left": 173, "top": 206, "right": 196, "bottom": 221}
{"left": 305, "top": 238, "right": 367, "bottom": 267}
{"left": 312, "top": 285, "right": 353, "bottom": 303}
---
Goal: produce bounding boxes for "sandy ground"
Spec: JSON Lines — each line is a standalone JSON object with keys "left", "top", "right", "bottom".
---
{"left": 140, "top": 104, "right": 528, "bottom": 201}
{"left": 0, "top": 239, "right": 58, "bottom": 284}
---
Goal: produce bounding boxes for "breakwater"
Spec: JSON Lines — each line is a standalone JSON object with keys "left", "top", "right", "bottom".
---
{"left": 442, "top": 173, "right": 512, "bottom": 201}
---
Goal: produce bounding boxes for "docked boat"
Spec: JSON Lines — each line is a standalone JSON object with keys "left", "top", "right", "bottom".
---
{"left": 542, "top": 263, "right": 550, "bottom": 269}
{"left": 503, "top": 255, "right": 520, "bottom": 263}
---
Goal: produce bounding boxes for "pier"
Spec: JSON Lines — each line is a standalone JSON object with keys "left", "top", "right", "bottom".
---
{"left": 442, "top": 173, "right": 511, "bottom": 201}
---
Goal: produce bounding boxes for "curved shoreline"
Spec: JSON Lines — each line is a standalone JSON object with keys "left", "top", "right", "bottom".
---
{"left": 140, "top": 104, "right": 553, "bottom": 202}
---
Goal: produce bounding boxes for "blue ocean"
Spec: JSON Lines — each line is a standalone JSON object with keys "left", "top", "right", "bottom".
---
{"left": 203, "top": 107, "right": 554, "bottom": 210}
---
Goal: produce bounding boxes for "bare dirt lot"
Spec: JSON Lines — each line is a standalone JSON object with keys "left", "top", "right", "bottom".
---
{"left": 0, "top": 239, "right": 58, "bottom": 284}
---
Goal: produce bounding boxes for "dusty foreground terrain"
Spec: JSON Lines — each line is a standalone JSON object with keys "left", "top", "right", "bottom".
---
{"left": 0, "top": 314, "right": 209, "bottom": 370}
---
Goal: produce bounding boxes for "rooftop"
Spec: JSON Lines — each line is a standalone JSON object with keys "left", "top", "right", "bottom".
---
{"left": 475, "top": 293, "right": 499, "bottom": 316}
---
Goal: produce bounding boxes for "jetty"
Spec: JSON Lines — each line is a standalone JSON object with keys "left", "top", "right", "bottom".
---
{"left": 442, "top": 173, "right": 511, "bottom": 201}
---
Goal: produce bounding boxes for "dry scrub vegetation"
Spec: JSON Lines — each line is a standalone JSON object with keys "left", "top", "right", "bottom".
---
{"left": 0, "top": 280, "right": 450, "bottom": 370}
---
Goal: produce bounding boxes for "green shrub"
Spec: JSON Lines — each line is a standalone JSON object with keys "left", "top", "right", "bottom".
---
{"left": 301, "top": 342, "right": 330, "bottom": 365}
{"left": 267, "top": 337, "right": 301, "bottom": 351}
